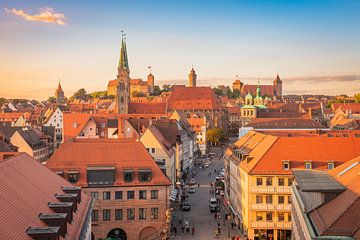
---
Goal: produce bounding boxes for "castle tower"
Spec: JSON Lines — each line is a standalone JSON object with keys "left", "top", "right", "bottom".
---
{"left": 147, "top": 67, "right": 155, "bottom": 94}
{"left": 188, "top": 66, "right": 197, "bottom": 87}
{"left": 273, "top": 73, "right": 283, "bottom": 97}
{"left": 116, "top": 33, "right": 130, "bottom": 114}
{"left": 55, "top": 79, "right": 65, "bottom": 105}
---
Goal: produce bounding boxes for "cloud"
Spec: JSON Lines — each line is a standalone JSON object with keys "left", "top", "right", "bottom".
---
{"left": 5, "top": 7, "right": 66, "bottom": 25}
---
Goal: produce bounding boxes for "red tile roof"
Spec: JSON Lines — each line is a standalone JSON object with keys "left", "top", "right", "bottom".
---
{"left": 0, "top": 153, "right": 91, "bottom": 240}
{"left": 128, "top": 102, "right": 167, "bottom": 114}
{"left": 242, "top": 85, "right": 275, "bottom": 97}
{"left": 167, "top": 86, "right": 221, "bottom": 110}
{"left": 46, "top": 139, "right": 171, "bottom": 187}
{"left": 309, "top": 156, "right": 360, "bottom": 238}
{"left": 246, "top": 118, "right": 326, "bottom": 129}
{"left": 187, "top": 117, "right": 206, "bottom": 132}
{"left": 227, "top": 107, "right": 241, "bottom": 114}
{"left": 333, "top": 103, "right": 360, "bottom": 114}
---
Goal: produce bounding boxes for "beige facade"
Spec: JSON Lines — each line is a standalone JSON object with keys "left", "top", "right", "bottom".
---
{"left": 10, "top": 131, "right": 47, "bottom": 161}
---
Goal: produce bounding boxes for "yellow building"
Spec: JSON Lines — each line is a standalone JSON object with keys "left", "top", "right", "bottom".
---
{"left": 224, "top": 130, "right": 360, "bottom": 240}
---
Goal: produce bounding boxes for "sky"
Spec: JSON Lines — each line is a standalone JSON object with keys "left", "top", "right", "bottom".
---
{"left": 0, "top": 0, "right": 360, "bottom": 100}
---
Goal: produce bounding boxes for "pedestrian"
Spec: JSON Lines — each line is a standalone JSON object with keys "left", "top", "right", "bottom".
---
{"left": 179, "top": 218, "right": 182, "bottom": 225}
{"left": 209, "top": 189, "right": 211, "bottom": 195}
{"left": 181, "top": 226, "right": 185, "bottom": 233}
{"left": 214, "top": 212, "right": 217, "bottom": 219}
{"left": 192, "top": 226, "right": 195, "bottom": 235}
{"left": 235, "top": 235, "right": 240, "bottom": 240}
{"left": 198, "top": 183, "right": 200, "bottom": 188}
{"left": 173, "top": 226, "right": 177, "bottom": 236}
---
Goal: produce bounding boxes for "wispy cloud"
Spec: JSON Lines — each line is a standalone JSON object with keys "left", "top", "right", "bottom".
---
{"left": 5, "top": 7, "right": 66, "bottom": 25}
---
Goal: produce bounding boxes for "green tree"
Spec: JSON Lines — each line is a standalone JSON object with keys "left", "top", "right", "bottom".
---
{"left": 354, "top": 93, "right": 360, "bottom": 103}
{"left": 206, "top": 128, "right": 226, "bottom": 146}
{"left": 47, "top": 96, "right": 57, "bottom": 103}
{"left": 72, "top": 88, "right": 89, "bottom": 101}
{"left": 153, "top": 85, "right": 161, "bottom": 96}
{"left": 89, "top": 91, "right": 108, "bottom": 99}
{"left": 162, "top": 84, "right": 171, "bottom": 92}
{"left": 0, "top": 97, "right": 6, "bottom": 107}
{"left": 213, "top": 87, "right": 224, "bottom": 97}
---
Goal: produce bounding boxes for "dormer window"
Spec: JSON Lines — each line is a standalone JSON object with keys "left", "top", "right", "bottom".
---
{"left": 87, "top": 166, "right": 115, "bottom": 186}
{"left": 282, "top": 160, "right": 290, "bottom": 170}
{"left": 305, "top": 161, "right": 312, "bottom": 170}
{"left": 327, "top": 161, "right": 335, "bottom": 170}
{"left": 67, "top": 170, "right": 79, "bottom": 183}
{"left": 73, "top": 122, "right": 78, "bottom": 128}
{"left": 124, "top": 169, "right": 134, "bottom": 182}
{"left": 138, "top": 169, "right": 152, "bottom": 182}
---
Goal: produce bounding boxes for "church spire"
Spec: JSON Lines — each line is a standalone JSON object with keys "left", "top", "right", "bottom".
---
{"left": 256, "top": 81, "right": 261, "bottom": 97}
{"left": 118, "top": 32, "right": 129, "bottom": 72}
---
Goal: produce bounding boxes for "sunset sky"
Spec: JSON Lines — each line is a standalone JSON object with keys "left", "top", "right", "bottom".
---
{"left": 1, "top": 0, "right": 360, "bottom": 100}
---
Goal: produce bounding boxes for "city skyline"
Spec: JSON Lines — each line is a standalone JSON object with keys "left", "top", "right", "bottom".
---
{"left": 1, "top": 0, "right": 360, "bottom": 99}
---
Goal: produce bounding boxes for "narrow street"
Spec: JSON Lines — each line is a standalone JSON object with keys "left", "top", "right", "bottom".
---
{"left": 170, "top": 145, "right": 243, "bottom": 240}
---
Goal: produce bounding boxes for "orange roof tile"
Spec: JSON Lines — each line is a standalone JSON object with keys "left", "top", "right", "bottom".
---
{"left": 242, "top": 85, "right": 275, "bottom": 97}
{"left": 128, "top": 102, "right": 167, "bottom": 114}
{"left": 46, "top": 139, "right": 171, "bottom": 187}
{"left": 333, "top": 103, "right": 360, "bottom": 113}
{"left": 0, "top": 153, "right": 91, "bottom": 240}
{"left": 187, "top": 117, "right": 206, "bottom": 132}
{"left": 246, "top": 118, "right": 326, "bottom": 129}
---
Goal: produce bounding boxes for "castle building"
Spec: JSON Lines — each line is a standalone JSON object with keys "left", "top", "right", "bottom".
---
{"left": 232, "top": 73, "right": 283, "bottom": 98}
{"left": 147, "top": 71, "right": 155, "bottom": 94}
{"left": 188, "top": 67, "right": 197, "bottom": 87}
{"left": 55, "top": 80, "right": 65, "bottom": 104}
{"left": 241, "top": 83, "right": 267, "bottom": 126}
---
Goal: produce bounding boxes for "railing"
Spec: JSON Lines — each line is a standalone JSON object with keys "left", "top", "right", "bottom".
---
{"left": 250, "top": 186, "right": 275, "bottom": 193}
{"left": 251, "top": 221, "right": 275, "bottom": 228}
{"left": 251, "top": 204, "right": 275, "bottom": 210}
{"left": 276, "top": 204, "right": 292, "bottom": 211}
{"left": 276, "top": 186, "right": 292, "bottom": 193}
{"left": 276, "top": 222, "right": 292, "bottom": 229}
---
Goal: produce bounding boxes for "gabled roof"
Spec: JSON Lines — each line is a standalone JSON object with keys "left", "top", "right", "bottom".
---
{"left": 242, "top": 85, "right": 275, "bottom": 97}
{"left": 0, "top": 153, "right": 91, "bottom": 240}
{"left": 167, "top": 86, "right": 221, "bottom": 110}
{"left": 146, "top": 125, "right": 174, "bottom": 157}
{"left": 333, "top": 103, "right": 360, "bottom": 114}
{"left": 46, "top": 139, "right": 171, "bottom": 187}
{"left": 128, "top": 102, "right": 167, "bottom": 114}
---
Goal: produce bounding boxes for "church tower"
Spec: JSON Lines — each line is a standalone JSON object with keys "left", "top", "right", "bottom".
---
{"left": 273, "top": 73, "right": 283, "bottom": 97}
{"left": 188, "top": 67, "right": 197, "bottom": 87}
{"left": 116, "top": 33, "right": 130, "bottom": 114}
{"left": 55, "top": 80, "right": 65, "bottom": 105}
{"left": 147, "top": 67, "right": 155, "bottom": 95}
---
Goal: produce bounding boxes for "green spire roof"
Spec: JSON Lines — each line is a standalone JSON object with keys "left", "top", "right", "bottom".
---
{"left": 256, "top": 81, "right": 261, "bottom": 97}
{"left": 118, "top": 33, "right": 129, "bottom": 71}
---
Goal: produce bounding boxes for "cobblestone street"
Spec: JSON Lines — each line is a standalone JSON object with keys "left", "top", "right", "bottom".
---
{"left": 169, "top": 146, "right": 244, "bottom": 240}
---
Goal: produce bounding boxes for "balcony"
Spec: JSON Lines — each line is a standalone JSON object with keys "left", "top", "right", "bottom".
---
{"left": 251, "top": 221, "right": 275, "bottom": 228}
{"left": 276, "top": 222, "right": 292, "bottom": 229}
{"left": 251, "top": 204, "right": 275, "bottom": 211}
{"left": 276, "top": 204, "right": 292, "bottom": 211}
{"left": 251, "top": 186, "right": 275, "bottom": 193}
{"left": 276, "top": 186, "right": 292, "bottom": 194}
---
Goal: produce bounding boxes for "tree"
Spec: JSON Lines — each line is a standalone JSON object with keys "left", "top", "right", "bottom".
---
{"left": 47, "top": 96, "right": 57, "bottom": 103}
{"left": 225, "top": 86, "right": 233, "bottom": 98}
{"left": 355, "top": 93, "right": 360, "bottom": 103}
{"left": 89, "top": 91, "right": 108, "bottom": 99}
{"left": 206, "top": 128, "right": 226, "bottom": 146}
{"left": 162, "top": 84, "right": 171, "bottom": 92}
{"left": 213, "top": 87, "right": 224, "bottom": 97}
{"left": 72, "top": 88, "right": 89, "bottom": 101}
{"left": 0, "top": 97, "right": 6, "bottom": 107}
{"left": 153, "top": 85, "right": 161, "bottom": 96}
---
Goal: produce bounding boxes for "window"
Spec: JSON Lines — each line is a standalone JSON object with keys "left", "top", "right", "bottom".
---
{"left": 139, "top": 208, "right": 146, "bottom": 220}
{"left": 282, "top": 160, "right": 290, "bottom": 170}
{"left": 101, "top": 123, "right": 106, "bottom": 128}
{"left": 256, "top": 213, "right": 263, "bottom": 221}
{"left": 138, "top": 169, "right": 152, "bottom": 182}
{"left": 151, "top": 208, "right": 158, "bottom": 219}
{"left": 115, "top": 209, "right": 123, "bottom": 220}
{"left": 305, "top": 162, "right": 312, "bottom": 170}
{"left": 139, "top": 190, "right": 147, "bottom": 199}
{"left": 266, "top": 212, "right": 272, "bottom": 221}
{"left": 278, "top": 213, "right": 285, "bottom": 222}
{"left": 278, "top": 178, "right": 285, "bottom": 186}
{"left": 266, "top": 195, "right": 273, "bottom": 204}
{"left": 127, "top": 208, "right": 135, "bottom": 220}
{"left": 91, "top": 191, "right": 99, "bottom": 200}
{"left": 266, "top": 177, "right": 272, "bottom": 186}
{"left": 278, "top": 196, "right": 285, "bottom": 204}
{"left": 103, "top": 191, "right": 111, "bottom": 200}
{"left": 327, "top": 162, "right": 335, "bottom": 170}
{"left": 151, "top": 190, "right": 158, "bottom": 199}
{"left": 124, "top": 169, "right": 134, "bottom": 182}
{"left": 127, "top": 191, "right": 135, "bottom": 199}
{"left": 288, "top": 213, "right": 292, "bottom": 221}
{"left": 103, "top": 209, "right": 111, "bottom": 221}
{"left": 115, "top": 191, "right": 123, "bottom": 200}
{"left": 87, "top": 166, "right": 115, "bottom": 186}
{"left": 91, "top": 210, "right": 99, "bottom": 221}
{"left": 288, "top": 196, "right": 292, "bottom": 204}
{"left": 151, "top": 148, "right": 155, "bottom": 153}
{"left": 67, "top": 171, "right": 79, "bottom": 183}
{"left": 256, "top": 178, "right": 263, "bottom": 186}
{"left": 256, "top": 195, "right": 263, "bottom": 204}
{"left": 288, "top": 178, "right": 293, "bottom": 186}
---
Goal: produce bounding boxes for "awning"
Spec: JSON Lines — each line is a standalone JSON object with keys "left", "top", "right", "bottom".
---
{"left": 169, "top": 188, "right": 178, "bottom": 201}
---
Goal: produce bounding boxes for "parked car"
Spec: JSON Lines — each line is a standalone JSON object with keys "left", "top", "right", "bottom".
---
{"left": 221, "top": 168, "right": 225, "bottom": 176}
{"left": 190, "top": 178, "right": 196, "bottom": 185}
{"left": 209, "top": 198, "right": 218, "bottom": 212}
{"left": 204, "top": 163, "right": 210, "bottom": 168}
{"left": 188, "top": 187, "right": 196, "bottom": 193}
{"left": 181, "top": 202, "right": 191, "bottom": 211}
{"left": 216, "top": 175, "right": 224, "bottom": 181}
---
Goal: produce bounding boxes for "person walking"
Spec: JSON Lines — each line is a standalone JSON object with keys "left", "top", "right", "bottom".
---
{"left": 198, "top": 183, "right": 200, "bottom": 188}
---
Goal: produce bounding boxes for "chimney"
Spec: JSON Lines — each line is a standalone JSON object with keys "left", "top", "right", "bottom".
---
{"left": 308, "top": 108, "right": 312, "bottom": 119}
{"left": 62, "top": 186, "right": 81, "bottom": 203}
{"left": 55, "top": 193, "right": 78, "bottom": 212}
{"left": 39, "top": 213, "right": 67, "bottom": 238}
{"left": 26, "top": 226, "right": 60, "bottom": 240}
{"left": 48, "top": 202, "right": 74, "bottom": 223}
